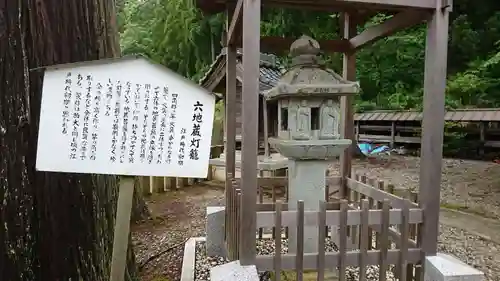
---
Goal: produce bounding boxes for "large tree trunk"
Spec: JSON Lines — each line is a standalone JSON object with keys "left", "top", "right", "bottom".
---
{"left": 0, "top": 1, "right": 137, "bottom": 280}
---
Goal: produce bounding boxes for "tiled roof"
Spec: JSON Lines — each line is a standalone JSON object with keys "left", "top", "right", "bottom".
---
{"left": 198, "top": 48, "right": 283, "bottom": 96}
{"left": 354, "top": 108, "right": 500, "bottom": 122}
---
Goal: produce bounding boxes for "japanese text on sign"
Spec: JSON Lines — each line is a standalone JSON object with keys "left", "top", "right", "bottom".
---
{"left": 36, "top": 57, "right": 215, "bottom": 177}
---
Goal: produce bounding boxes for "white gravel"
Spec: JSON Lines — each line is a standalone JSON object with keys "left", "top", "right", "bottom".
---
{"left": 438, "top": 225, "right": 500, "bottom": 281}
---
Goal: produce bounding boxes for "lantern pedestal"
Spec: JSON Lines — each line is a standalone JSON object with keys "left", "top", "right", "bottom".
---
{"left": 269, "top": 138, "right": 352, "bottom": 253}
{"left": 287, "top": 160, "right": 327, "bottom": 253}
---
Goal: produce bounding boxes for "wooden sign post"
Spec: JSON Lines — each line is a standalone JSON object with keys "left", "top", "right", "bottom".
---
{"left": 35, "top": 56, "right": 215, "bottom": 281}
{"left": 110, "top": 176, "right": 135, "bottom": 281}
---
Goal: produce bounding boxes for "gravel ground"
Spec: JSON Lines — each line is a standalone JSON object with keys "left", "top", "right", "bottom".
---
{"left": 438, "top": 225, "right": 500, "bottom": 281}
{"left": 331, "top": 156, "right": 500, "bottom": 219}
{"left": 132, "top": 184, "right": 225, "bottom": 281}
{"left": 133, "top": 156, "right": 500, "bottom": 281}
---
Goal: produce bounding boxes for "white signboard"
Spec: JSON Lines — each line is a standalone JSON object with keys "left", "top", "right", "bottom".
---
{"left": 36, "top": 56, "right": 215, "bottom": 178}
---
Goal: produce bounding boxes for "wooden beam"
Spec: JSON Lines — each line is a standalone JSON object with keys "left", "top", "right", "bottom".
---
{"left": 346, "top": 178, "right": 419, "bottom": 209}
{"left": 256, "top": 208, "right": 423, "bottom": 228}
{"left": 234, "top": 176, "right": 341, "bottom": 189}
{"left": 350, "top": 11, "right": 429, "bottom": 51}
{"left": 260, "top": 36, "right": 351, "bottom": 54}
{"left": 204, "top": 57, "right": 226, "bottom": 92}
{"left": 239, "top": 0, "right": 260, "bottom": 265}
{"left": 329, "top": 0, "right": 437, "bottom": 9}
{"left": 260, "top": 0, "right": 438, "bottom": 11}
{"left": 419, "top": 6, "right": 450, "bottom": 257}
{"left": 227, "top": 0, "right": 243, "bottom": 45}
{"left": 339, "top": 13, "right": 356, "bottom": 198}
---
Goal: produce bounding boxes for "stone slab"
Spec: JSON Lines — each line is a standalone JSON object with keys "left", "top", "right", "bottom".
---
{"left": 210, "top": 260, "right": 260, "bottom": 281}
{"left": 424, "top": 253, "right": 484, "bottom": 281}
{"left": 180, "top": 237, "right": 205, "bottom": 281}
{"left": 206, "top": 206, "right": 226, "bottom": 257}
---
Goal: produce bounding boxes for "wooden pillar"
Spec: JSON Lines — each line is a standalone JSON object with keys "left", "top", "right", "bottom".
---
{"left": 140, "top": 176, "right": 151, "bottom": 195}
{"left": 479, "top": 121, "right": 486, "bottom": 155}
{"left": 225, "top": 5, "right": 238, "bottom": 260}
{"left": 339, "top": 13, "right": 357, "bottom": 199}
{"left": 152, "top": 177, "right": 164, "bottom": 193}
{"left": 390, "top": 121, "right": 396, "bottom": 148}
{"left": 164, "top": 177, "right": 177, "bottom": 190}
{"left": 240, "top": 0, "right": 260, "bottom": 265}
{"left": 419, "top": 6, "right": 450, "bottom": 257}
{"left": 225, "top": 11, "right": 237, "bottom": 200}
{"left": 263, "top": 97, "right": 269, "bottom": 157}
{"left": 355, "top": 121, "right": 360, "bottom": 142}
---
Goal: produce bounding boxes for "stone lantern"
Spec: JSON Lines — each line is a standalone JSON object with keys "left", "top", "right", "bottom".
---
{"left": 264, "top": 35, "right": 360, "bottom": 253}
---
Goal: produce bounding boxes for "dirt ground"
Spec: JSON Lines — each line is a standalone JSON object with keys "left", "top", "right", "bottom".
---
{"left": 131, "top": 183, "right": 225, "bottom": 281}
{"left": 131, "top": 155, "right": 500, "bottom": 281}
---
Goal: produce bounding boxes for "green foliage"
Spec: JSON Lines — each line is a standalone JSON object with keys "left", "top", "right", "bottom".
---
{"left": 119, "top": 0, "right": 224, "bottom": 80}
{"left": 119, "top": 0, "right": 500, "bottom": 110}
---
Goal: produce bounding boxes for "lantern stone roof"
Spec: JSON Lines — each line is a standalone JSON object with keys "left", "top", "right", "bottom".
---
{"left": 264, "top": 35, "right": 360, "bottom": 100}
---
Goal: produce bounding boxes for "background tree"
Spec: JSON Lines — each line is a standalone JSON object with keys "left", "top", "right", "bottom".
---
{"left": 119, "top": 0, "right": 500, "bottom": 110}
{"left": 0, "top": 1, "right": 138, "bottom": 280}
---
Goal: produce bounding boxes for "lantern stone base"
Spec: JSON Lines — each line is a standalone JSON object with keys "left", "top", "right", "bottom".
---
{"left": 268, "top": 138, "right": 352, "bottom": 160}
{"left": 268, "top": 138, "right": 351, "bottom": 253}
{"left": 287, "top": 160, "right": 329, "bottom": 253}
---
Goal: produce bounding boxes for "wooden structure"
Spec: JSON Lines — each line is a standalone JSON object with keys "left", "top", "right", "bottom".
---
{"left": 199, "top": 49, "right": 282, "bottom": 154}
{"left": 138, "top": 176, "right": 198, "bottom": 195}
{"left": 354, "top": 108, "right": 500, "bottom": 149}
{"left": 195, "top": 0, "right": 451, "bottom": 279}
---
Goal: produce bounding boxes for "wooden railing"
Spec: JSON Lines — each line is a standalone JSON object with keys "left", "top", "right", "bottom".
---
{"left": 224, "top": 170, "right": 423, "bottom": 280}
{"left": 254, "top": 176, "right": 341, "bottom": 240}
{"left": 255, "top": 198, "right": 422, "bottom": 281}
{"left": 345, "top": 174, "right": 422, "bottom": 280}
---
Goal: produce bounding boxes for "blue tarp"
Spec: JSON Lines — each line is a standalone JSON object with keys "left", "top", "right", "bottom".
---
{"left": 358, "top": 142, "right": 390, "bottom": 156}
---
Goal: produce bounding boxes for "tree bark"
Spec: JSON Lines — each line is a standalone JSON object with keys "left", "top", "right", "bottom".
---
{"left": 0, "top": 1, "right": 138, "bottom": 280}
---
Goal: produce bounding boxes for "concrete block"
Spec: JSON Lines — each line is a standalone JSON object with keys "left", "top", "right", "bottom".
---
{"left": 206, "top": 206, "right": 226, "bottom": 257}
{"left": 210, "top": 260, "right": 259, "bottom": 281}
{"left": 425, "top": 253, "right": 484, "bottom": 281}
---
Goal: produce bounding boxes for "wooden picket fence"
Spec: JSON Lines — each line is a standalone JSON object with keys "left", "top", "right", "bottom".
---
{"left": 226, "top": 173, "right": 423, "bottom": 281}
{"left": 226, "top": 177, "right": 242, "bottom": 260}
{"left": 138, "top": 145, "right": 224, "bottom": 195}
{"left": 255, "top": 197, "right": 422, "bottom": 281}
{"left": 138, "top": 176, "right": 203, "bottom": 195}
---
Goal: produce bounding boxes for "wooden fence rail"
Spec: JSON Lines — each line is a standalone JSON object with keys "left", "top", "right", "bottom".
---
{"left": 254, "top": 176, "right": 341, "bottom": 240}
{"left": 346, "top": 174, "right": 421, "bottom": 280}
{"left": 255, "top": 199, "right": 420, "bottom": 281}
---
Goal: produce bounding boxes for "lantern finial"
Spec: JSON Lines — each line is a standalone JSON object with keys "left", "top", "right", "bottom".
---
{"left": 290, "top": 35, "right": 322, "bottom": 66}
